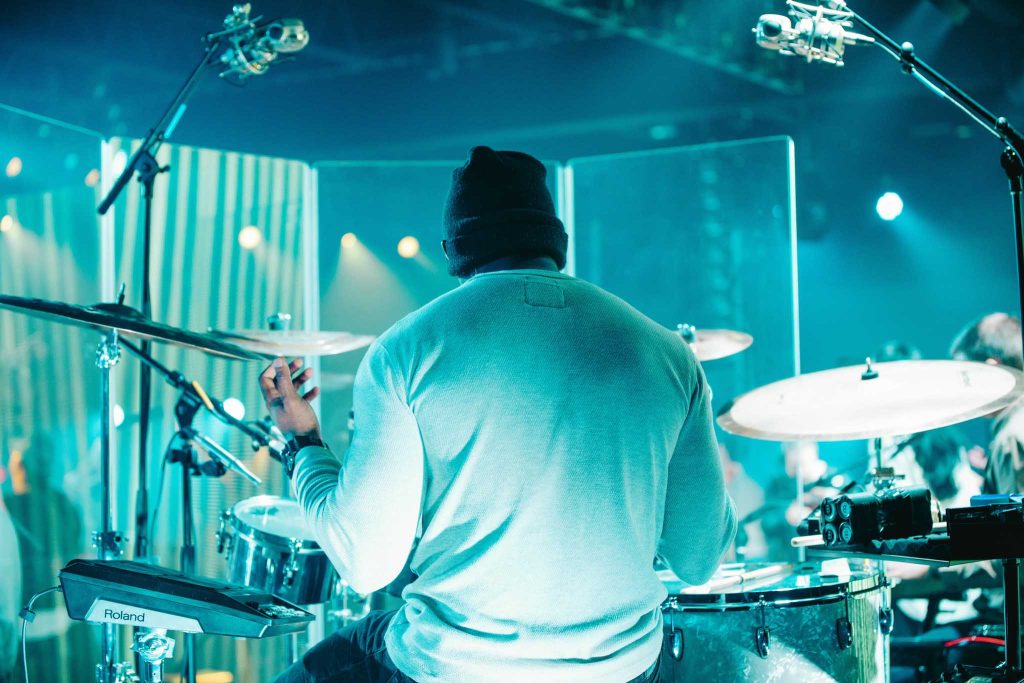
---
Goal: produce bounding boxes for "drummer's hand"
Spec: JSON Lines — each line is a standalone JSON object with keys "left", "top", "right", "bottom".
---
{"left": 259, "top": 357, "right": 321, "bottom": 438}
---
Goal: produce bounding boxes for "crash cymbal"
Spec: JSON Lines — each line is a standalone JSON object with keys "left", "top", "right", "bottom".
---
{"left": 717, "top": 359, "right": 1024, "bottom": 442}
{"left": 208, "top": 329, "right": 375, "bottom": 357}
{"left": 0, "top": 295, "right": 265, "bottom": 360}
{"left": 676, "top": 324, "right": 753, "bottom": 362}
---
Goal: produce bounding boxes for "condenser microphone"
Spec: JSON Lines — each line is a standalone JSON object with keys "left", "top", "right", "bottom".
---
{"left": 754, "top": 3, "right": 873, "bottom": 66}
{"left": 217, "top": 4, "right": 310, "bottom": 79}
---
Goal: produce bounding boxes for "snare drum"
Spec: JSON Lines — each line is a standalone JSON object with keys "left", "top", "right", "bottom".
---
{"left": 216, "top": 495, "right": 337, "bottom": 605}
{"left": 660, "top": 563, "right": 890, "bottom": 682}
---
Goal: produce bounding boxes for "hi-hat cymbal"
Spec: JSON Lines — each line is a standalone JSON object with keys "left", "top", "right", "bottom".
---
{"left": 0, "top": 295, "right": 265, "bottom": 360}
{"left": 676, "top": 324, "right": 753, "bottom": 362}
{"left": 717, "top": 359, "right": 1024, "bottom": 442}
{"left": 208, "top": 329, "right": 376, "bottom": 357}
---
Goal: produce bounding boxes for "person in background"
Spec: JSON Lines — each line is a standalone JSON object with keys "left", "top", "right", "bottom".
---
{"left": 718, "top": 443, "right": 767, "bottom": 561}
{"left": 0, "top": 475, "right": 21, "bottom": 683}
{"left": 950, "top": 312, "right": 1024, "bottom": 494}
{"left": 3, "top": 435, "right": 91, "bottom": 683}
{"left": 888, "top": 316, "right": 1021, "bottom": 656}
{"left": 260, "top": 146, "right": 736, "bottom": 683}
{"left": 760, "top": 441, "right": 830, "bottom": 560}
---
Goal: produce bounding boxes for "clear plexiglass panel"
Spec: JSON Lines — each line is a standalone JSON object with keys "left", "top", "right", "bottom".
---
{"left": 314, "top": 160, "right": 564, "bottom": 450}
{"left": 0, "top": 105, "right": 106, "bottom": 682}
{"left": 568, "top": 137, "right": 799, "bottom": 494}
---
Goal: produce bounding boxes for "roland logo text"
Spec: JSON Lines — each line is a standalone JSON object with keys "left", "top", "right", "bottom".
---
{"left": 104, "top": 608, "right": 145, "bottom": 622}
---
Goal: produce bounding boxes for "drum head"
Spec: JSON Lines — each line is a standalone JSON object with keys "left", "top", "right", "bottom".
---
{"left": 663, "top": 563, "right": 880, "bottom": 610}
{"left": 232, "top": 495, "right": 316, "bottom": 544}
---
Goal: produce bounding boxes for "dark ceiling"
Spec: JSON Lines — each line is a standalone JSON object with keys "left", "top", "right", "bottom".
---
{"left": 4, "top": 0, "right": 1023, "bottom": 164}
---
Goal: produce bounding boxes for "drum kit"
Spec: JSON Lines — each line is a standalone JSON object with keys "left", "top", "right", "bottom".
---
{"left": 4, "top": 291, "right": 1024, "bottom": 682}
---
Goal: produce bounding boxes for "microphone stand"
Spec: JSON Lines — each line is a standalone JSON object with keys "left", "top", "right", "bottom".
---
{"left": 833, "top": 8, "right": 1024, "bottom": 676}
{"left": 119, "top": 337, "right": 283, "bottom": 463}
{"left": 840, "top": 6, "right": 1024, "bottom": 359}
{"left": 95, "top": 38, "right": 226, "bottom": 583}
{"left": 94, "top": 8, "right": 259, "bottom": 569}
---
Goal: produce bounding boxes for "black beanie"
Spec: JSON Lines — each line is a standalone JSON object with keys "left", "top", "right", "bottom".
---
{"left": 443, "top": 146, "right": 568, "bottom": 278}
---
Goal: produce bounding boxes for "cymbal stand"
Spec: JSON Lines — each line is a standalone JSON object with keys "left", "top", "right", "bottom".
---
{"left": 94, "top": 328, "right": 129, "bottom": 683}
{"left": 165, "top": 389, "right": 228, "bottom": 683}
{"left": 131, "top": 629, "right": 175, "bottom": 683}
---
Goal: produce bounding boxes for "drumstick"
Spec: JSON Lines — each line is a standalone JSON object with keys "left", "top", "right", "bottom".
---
{"left": 789, "top": 522, "right": 947, "bottom": 548}
{"left": 791, "top": 534, "right": 824, "bottom": 548}
{"left": 682, "top": 563, "right": 793, "bottom": 594}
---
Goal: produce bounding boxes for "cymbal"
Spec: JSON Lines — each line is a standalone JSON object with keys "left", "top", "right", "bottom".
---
{"left": 676, "top": 324, "right": 753, "bottom": 362}
{"left": 208, "top": 329, "right": 376, "bottom": 357}
{"left": 717, "top": 359, "right": 1024, "bottom": 442}
{"left": 0, "top": 295, "right": 265, "bottom": 360}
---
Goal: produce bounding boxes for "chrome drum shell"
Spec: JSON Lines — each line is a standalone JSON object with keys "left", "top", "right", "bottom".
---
{"left": 660, "top": 563, "right": 889, "bottom": 683}
{"left": 217, "top": 495, "right": 337, "bottom": 605}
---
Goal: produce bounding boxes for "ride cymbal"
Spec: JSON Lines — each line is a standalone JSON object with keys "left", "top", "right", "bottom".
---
{"left": 717, "top": 359, "right": 1024, "bottom": 442}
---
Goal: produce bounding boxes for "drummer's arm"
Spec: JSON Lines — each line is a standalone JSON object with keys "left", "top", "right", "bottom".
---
{"left": 292, "top": 342, "right": 424, "bottom": 595}
{"left": 659, "top": 365, "right": 736, "bottom": 585}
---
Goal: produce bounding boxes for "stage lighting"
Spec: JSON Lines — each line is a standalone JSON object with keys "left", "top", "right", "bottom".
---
{"left": 238, "top": 225, "right": 263, "bottom": 250}
{"left": 0, "top": 215, "right": 13, "bottom": 233}
{"left": 113, "top": 404, "right": 126, "bottom": 428}
{"left": 222, "top": 397, "right": 246, "bottom": 420}
{"left": 876, "top": 192, "right": 904, "bottom": 221}
{"left": 397, "top": 236, "right": 420, "bottom": 259}
{"left": 341, "top": 232, "right": 358, "bottom": 249}
{"left": 84, "top": 169, "right": 100, "bottom": 187}
{"left": 6, "top": 156, "right": 22, "bottom": 178}
{"left": 112, "top": 150, "right": 128, "bottom": 176}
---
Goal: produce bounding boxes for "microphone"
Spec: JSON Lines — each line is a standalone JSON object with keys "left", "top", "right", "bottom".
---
{"left": 754, "top": 2, "right": 873, "bottom": 66}
{"left": 216, "top": 3, "right": 310, "bottom": 79}
{"left": 184, "top": 427, "right": 262, "bottom": 486}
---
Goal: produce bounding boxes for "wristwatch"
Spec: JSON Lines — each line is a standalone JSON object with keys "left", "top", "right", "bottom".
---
{"left": 281, "top": 433, "right": 327, "bottom": 478}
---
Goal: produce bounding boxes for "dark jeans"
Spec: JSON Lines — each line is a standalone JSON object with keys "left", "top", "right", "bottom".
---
{"left": 271, "top": 611, "right": 413, "bottom": 683}
{"left": 270, "top": 609, "right": 662, "bottom": 683}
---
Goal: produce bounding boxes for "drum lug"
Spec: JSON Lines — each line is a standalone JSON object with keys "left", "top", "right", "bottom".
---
{"left": 836, "top": 616, "right": 853, "bottom": 650}
{"left": 879, "top": 606, "right": 894, "bottom": 635}
{"left": 754, "top": 626, "right": 771, "bottom": 659}
{"left": 215, "top": 513, "right": 228, "bottom": 554}
{"left": 282, "top": 540, "right": 302, "bottom": 588}
{"left": 669, "top": 628, "right": 684, "bottom": 661}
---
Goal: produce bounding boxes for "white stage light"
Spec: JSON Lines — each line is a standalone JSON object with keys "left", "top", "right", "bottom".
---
{"left": 397, "top": 236, "right": 420, "bottom": 258}
{"left": 223, "top": 397, "right": 246, "bottom": 420}
{"left": 238, "top": 225, "right": 263, "bottom": 250}
{"left": 876, "top": 192, "right": 904, "bottom": 221}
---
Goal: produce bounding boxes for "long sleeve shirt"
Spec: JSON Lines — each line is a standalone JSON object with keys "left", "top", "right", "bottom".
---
{"left": 292, "top": 268, "right": 736, "bottom": 683}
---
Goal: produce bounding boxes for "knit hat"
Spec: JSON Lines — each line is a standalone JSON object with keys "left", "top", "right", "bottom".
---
{"left": 442, "top": 146, "right": 568, "bottom": 277}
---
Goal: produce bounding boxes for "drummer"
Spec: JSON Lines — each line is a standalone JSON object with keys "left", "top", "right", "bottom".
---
{"left": 258, "top": 147, "right": 736, "bottom": 683}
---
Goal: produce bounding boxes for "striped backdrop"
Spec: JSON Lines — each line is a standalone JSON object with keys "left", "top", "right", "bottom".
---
{"left": 107, "top": 137, "right": 308, "bottom": 681}
{"left": 1, "top": 118, "right": 310, "bottom": 680}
